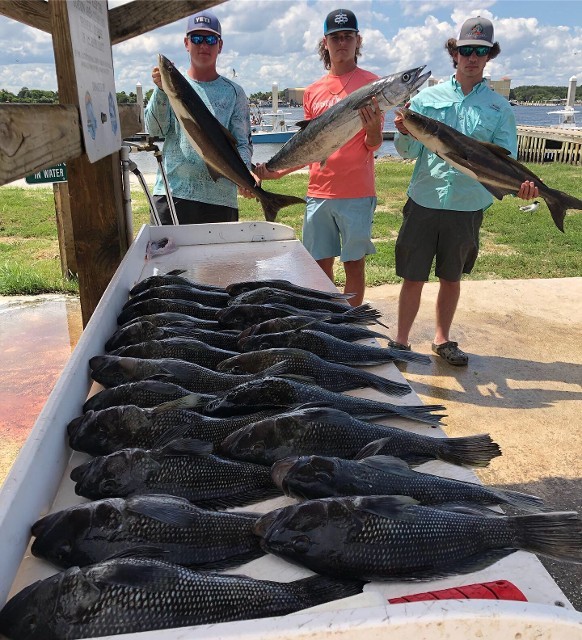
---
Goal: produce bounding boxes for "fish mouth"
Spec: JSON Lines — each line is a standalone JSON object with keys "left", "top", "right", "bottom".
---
{"left": 253, "top": 508, "right": 285, "bottom": 538}
{"left": 219, "top": 426, "right": 248, "bottom": 455}
{"left": 67, "top": 414, "right": 87, "bottom": 439}
{"left": 271, "top": 456, "right": 300, "bottom": 490}
{"left": 70, "top": 460, "right": 92, "bottom": 485}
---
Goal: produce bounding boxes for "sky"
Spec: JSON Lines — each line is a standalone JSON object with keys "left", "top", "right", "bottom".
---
{"left": 1, "top": 0, "right": 581, "bottom": 97}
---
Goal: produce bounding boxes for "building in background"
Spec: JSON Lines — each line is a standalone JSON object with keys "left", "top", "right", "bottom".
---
{"left": 283, "top": 87, "right": 305, "bottom": 106}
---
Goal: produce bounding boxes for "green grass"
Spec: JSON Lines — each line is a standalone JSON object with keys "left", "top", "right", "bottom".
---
{"left": 1, "top": 160, "right": 581, "bottom": 294}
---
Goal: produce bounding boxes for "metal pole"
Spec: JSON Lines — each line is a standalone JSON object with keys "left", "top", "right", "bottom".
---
{"left": 119, "top": 145, "right": 134, "bottom": 242}
{"left": 154, "top": 148, "right": 179, "bottom": 225}
{"left": 136, "top": 82, "right": 145, "bottom": 132}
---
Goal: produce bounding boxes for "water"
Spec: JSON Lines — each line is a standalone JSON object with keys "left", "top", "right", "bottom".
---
{"left": 129, "top": 105, "right": 566, "bottom": 175}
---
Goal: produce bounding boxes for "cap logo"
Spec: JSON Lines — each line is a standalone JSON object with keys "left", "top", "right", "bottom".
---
{"left": 334, "top": 12, "right": 349, "bottom": 26}
{"left": 195, "top": 16, "right": 211, "bottom": 25}
{"left": 470, "top": 24, "right": 484, "bottom": 37}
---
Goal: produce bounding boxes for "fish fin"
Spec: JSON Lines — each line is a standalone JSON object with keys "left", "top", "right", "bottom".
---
{"left": 278, "top": 373, "right": 318, "bottom": 384}
{"left": 257, "top": 361, "right": 294, "bottom": 378}
{"left": 194, "top": 485, "right": 282, "bottom": 510}
{"left": 439, "top": 434, "right": 502, "bottom": 468}
{"left": 94, "top": 561, "right": 181, "bottom": 591}
{"left": 543, "top": 187, "right": 582, "bottom": 232}
{"left": 205, "top": 161, "right": 223, "bottom": 182}
{"left": 477, "top": 140, "right": 512, "bottom": 157}
{"left": 295, "top": 119, "right": 311, "bottom": 130}
{"left": 430, "top": 502, "right": 505, "bottom": 517}
{"left": 195, "top": 548, "right": 266, "bottom": 570}
{"left": 126, "top": 494, "right": 204, "bottom": 526}
{"left": 152, "top": 423, "right": 199, "bottom": 449}
{"left": 493, "top": 488, "right": 545, "bottom": 512}
{"left": 353, "top": 495, "right": 420, "bottom": 520}
{"left": 291, "top": 574, "right": 365, "bottom": 601}
{"left": 155, "top": 438, "right": 213, "bottom": 457}
{"left": 512, "top": 512, "right": 582, "bottom": 562}
{"left": 359, "top": 455, "right": 412, "bottom": 474}
{"left": 351, "top": 96, "right": 374, "bottom": 111}
{"left": 257, "top": 189, "right": 305, "bottom": 222}
{"left": 153, "top": 393, "right": 208, "bottom": 413}
{"left": 100, "top": 545, "right": 170, "bottom": 561}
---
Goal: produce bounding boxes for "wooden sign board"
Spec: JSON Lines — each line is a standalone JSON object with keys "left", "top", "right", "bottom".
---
{"left": 66, "top": 0, "right": 121, "bottom": 162}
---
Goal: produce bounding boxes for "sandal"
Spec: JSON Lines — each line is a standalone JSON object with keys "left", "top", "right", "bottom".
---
{"left": 432, "top": 341, "right": 468, "bottom": 366}
{"left": 388, "top": 340, "right": 411, "bottom": 351}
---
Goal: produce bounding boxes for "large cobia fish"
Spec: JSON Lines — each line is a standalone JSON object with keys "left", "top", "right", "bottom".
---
{"left": 219, "top": 407, "right": 500, "bottom": 468}
{"left": 397, "top": 107, "right": 582, "bottom": 232}
{"left": 255, "top": 496, "right": 582, "bottom": 581}
{"left": 266, "top": 66, "right": 431, "bottom": 170}
{"left": 70, "top": 439, "right": 281, "bottom": 509}
{"left": 0, "top": 557, "right": 363, "bottom": 639}
{"left": 205, "top": 377, "right": 445, "bottom": 426}
{"left": 31, "top": 494, "right": 264, "bottom": 570}
{"left": 272, "top": 454, "right": 544, "bottom": 512}
{"left": 158, "top": 54, "right": 304, "bottom": 221}
{"left": 68, "top": 402, "right": 279, "bottom": 456}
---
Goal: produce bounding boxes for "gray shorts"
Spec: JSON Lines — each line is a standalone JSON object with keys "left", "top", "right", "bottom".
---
{"left": 395, "top": 198, "right": 484, "bottom": 282}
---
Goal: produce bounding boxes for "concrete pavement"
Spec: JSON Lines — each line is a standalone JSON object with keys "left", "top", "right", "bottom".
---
{"left": 364, "top": 277, "right": 582, "bottom": 609}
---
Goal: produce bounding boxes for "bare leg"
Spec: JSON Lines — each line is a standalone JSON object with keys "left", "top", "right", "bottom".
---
{"left": 316, "top": 257, "right": 335, "bottom": 283}
{"left": 395, "top": 279, "right": 425, "bottom": 346}
{"left": 434, "top": 278, "right": 461, "bottom": 345}
{"left": 343, "top": 258, "right": 366, "bottom": 307}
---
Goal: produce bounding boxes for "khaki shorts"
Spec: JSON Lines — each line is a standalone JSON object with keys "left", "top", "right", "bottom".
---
{"left": 395, "top": 198, "right": 484, "bottom": 282}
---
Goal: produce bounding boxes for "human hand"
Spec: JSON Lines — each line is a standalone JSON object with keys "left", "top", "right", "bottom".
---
{"left": 152, "top": 66, "right": 163, "bottom": 90}
{"left": 516, "top": 180, "right": 539, "bottom": 201}
{"left": 394, "top": 102, "right": 411, "bottom": 136}
{"left": 254, "top": 163, "right": 280, "bottom": 180}
{"left": 359, "top": 96, "right": 383, "bottom": 146}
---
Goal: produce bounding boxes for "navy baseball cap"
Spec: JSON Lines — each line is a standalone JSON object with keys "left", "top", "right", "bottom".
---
{"left": 324, "top": 9, "right": 358, "bottom": 35}
{"left": 186, "top": 11, "right": 222, "bottom": 36}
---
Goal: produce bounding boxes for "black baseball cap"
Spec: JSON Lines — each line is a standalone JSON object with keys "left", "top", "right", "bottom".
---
{"left": 324, "top": 9, "right": 358, "bottom": 35}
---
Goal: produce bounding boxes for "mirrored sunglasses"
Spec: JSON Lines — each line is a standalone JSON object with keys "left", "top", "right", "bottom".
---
{"left": 189, "top": 34, "right": 219, "bottom": 46}
{"left": 458, "top": 45, "right": 490, "bottom": 57}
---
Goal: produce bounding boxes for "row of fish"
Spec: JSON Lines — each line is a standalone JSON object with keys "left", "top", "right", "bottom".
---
{"left": 1, "top": 273, "right": 580, "bottom": 640}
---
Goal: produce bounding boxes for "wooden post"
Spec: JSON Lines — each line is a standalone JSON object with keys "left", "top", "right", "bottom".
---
{"left": 53, "top": 181, "right": 77, "bottom": 278}
{"left": 50, "top": 0, "right": 129, "bottom": 326}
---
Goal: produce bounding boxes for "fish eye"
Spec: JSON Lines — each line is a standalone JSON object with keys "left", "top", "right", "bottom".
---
{"left": 292, "top": 534, "right": 311, "bottom": 553}
{"left": 56, "top": 543, "right": 72, "bottom": 561}
{"left": 251, "top": 441, "right": 265, "bottom": 453}
{"left": 401, "top": 73, "right": 411, "bottom": 82}
{"left": 100, "top": 479, "right": 120, "bottom": 493}
{"left": 21, "top": 613, "right": 38, "bottom": 634}
{"left": 315, "top": 470, "right": 332, "bottom": 482}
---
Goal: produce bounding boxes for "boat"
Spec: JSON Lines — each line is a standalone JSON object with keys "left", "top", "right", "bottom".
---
{"left": 250, "top": 82, "right": 299, "bottom": 143}
{"left": 250, "top": 108, "right": 299, "bottom": 143}
{"left": 0, "top": 221, "right": 581, "bottom": 639}
{"left": 547, "top": 105, "right": 580, "bottom": 129}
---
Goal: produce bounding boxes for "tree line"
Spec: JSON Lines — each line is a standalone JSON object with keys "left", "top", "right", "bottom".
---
{"left": 0, "top": 88, "right": 145, "bottom": 104}
{"left": 510, "top": 85, "right": 582, "bottom": 102}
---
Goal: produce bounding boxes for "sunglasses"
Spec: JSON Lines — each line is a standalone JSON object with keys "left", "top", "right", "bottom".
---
{"left": 457, "top": 45, "right": 490, "bottom": 57}
{"left": 189, "top": 34, "right": 219, "bottom": 46}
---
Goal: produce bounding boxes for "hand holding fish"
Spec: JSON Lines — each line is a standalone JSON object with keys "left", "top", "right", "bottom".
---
{"left": 393, "top": 102, "right": 414, "bottom": 137}
{"left": 359, "top": 96, "right": 383, "bottom": 147}
{"left": 516, "top": 180, "right": 539, "bottom": 201}
{"left": 152, "top": 66, "right": 163, "bottom": 90}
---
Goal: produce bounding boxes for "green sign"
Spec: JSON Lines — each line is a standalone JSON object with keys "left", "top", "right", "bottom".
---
{"left": 25, "top": 163, "right": 67, "bottom": 184}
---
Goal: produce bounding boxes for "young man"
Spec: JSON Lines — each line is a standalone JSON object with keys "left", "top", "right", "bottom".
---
{"left": 392, "top": 16, "right": 538, "bottom": 365}
{"left": 145, "top": 10, "right": 253, "bottom": 224}
{"left": 256, "top": 9, "right": 383, "bottom": 306}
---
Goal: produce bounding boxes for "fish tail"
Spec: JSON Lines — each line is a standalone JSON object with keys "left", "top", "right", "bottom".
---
{"left": 493, "top": 487, "right": 545, "bottom": 512}
{"left": 543, "top": 188, "right": 582, "bottom": 233}
{"left": 359, "top": 373, "right": 411, "bottom": 397}
{"left": 388, "top": 348, "right": 431, "bottom": 365}
{"left": 393, "top": 405, "right": 446, "bottom": 426}
{"left": 258, "top": 190, "right": 305, "bottom": 222}
{"left": 512, "top": 512, "right": 582, "bottom": 562}
{"left": 439, "top": 434, "right": 502, "bottom": 467}
{"left": 292, "top": 574, "right": 365, "bottom": 606}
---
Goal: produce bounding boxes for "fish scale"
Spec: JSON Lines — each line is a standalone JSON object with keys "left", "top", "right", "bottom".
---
{"left": 239, "top": 328, "right": 430, "bottom": 365}
{"left": 117, "top": 298, "right": 222, "bottom": 325}
{"left": 228, "top": 287, "right": 355, "bottom": 313}
{"left": 31, "top": 495, "right": 264, "bottom": 570}
{"left": 217, "top": 348, "right": 411, "bottom": 397}
{"left": 71, "top": 441, "right": 281, "bottom": 509}
{"left": 125, "top": 284, "right": 230, "bottom": 309}
{"left": 68, "top": 403, "right": 279, "bottom": 456}
{"left": 256, "top": 496, "right": 582, "bottom": 581}
{"left": 0, "top": 556, "right": 364, "bottom": 638}
{"left": 206, "top": 377, "right": 444, "bottom": 426}
{"left": 219, "top": 407, "right": 500, "bottom": 468}
{"left": 83, "top": 380, "right": 199, "bottom": 412}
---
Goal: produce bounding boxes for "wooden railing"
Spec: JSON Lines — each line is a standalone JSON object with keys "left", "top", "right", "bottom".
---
{"left": 517, "top": 126, "right": 582, "bottom": 164}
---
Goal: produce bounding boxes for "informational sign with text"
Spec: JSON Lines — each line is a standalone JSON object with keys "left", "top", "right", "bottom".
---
{"left": 67, "top": 0, "right": 121, "bottom": 162}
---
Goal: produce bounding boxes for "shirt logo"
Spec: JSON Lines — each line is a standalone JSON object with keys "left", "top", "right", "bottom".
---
{"left": 334, "top": 12, "right": 349, "bottom": 26}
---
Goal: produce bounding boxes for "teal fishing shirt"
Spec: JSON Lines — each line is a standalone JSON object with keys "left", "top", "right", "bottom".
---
{"left": 145, "top": 75, "right": 252, "bottom": 209}
{"left": 394, "top": 75, "right": 517, "bottom": 211}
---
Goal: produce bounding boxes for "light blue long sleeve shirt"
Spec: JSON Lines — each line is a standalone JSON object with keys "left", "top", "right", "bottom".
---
{"left": 145, "top": 75, "right": 252, "bottom": 209}
{"left": 394, "top": 75, "right": 517, "bottom": 211}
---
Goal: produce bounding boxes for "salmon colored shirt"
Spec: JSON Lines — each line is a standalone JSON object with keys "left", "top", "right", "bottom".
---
{"left": 303, "top": 67, "right": 381, "bottom": 199}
